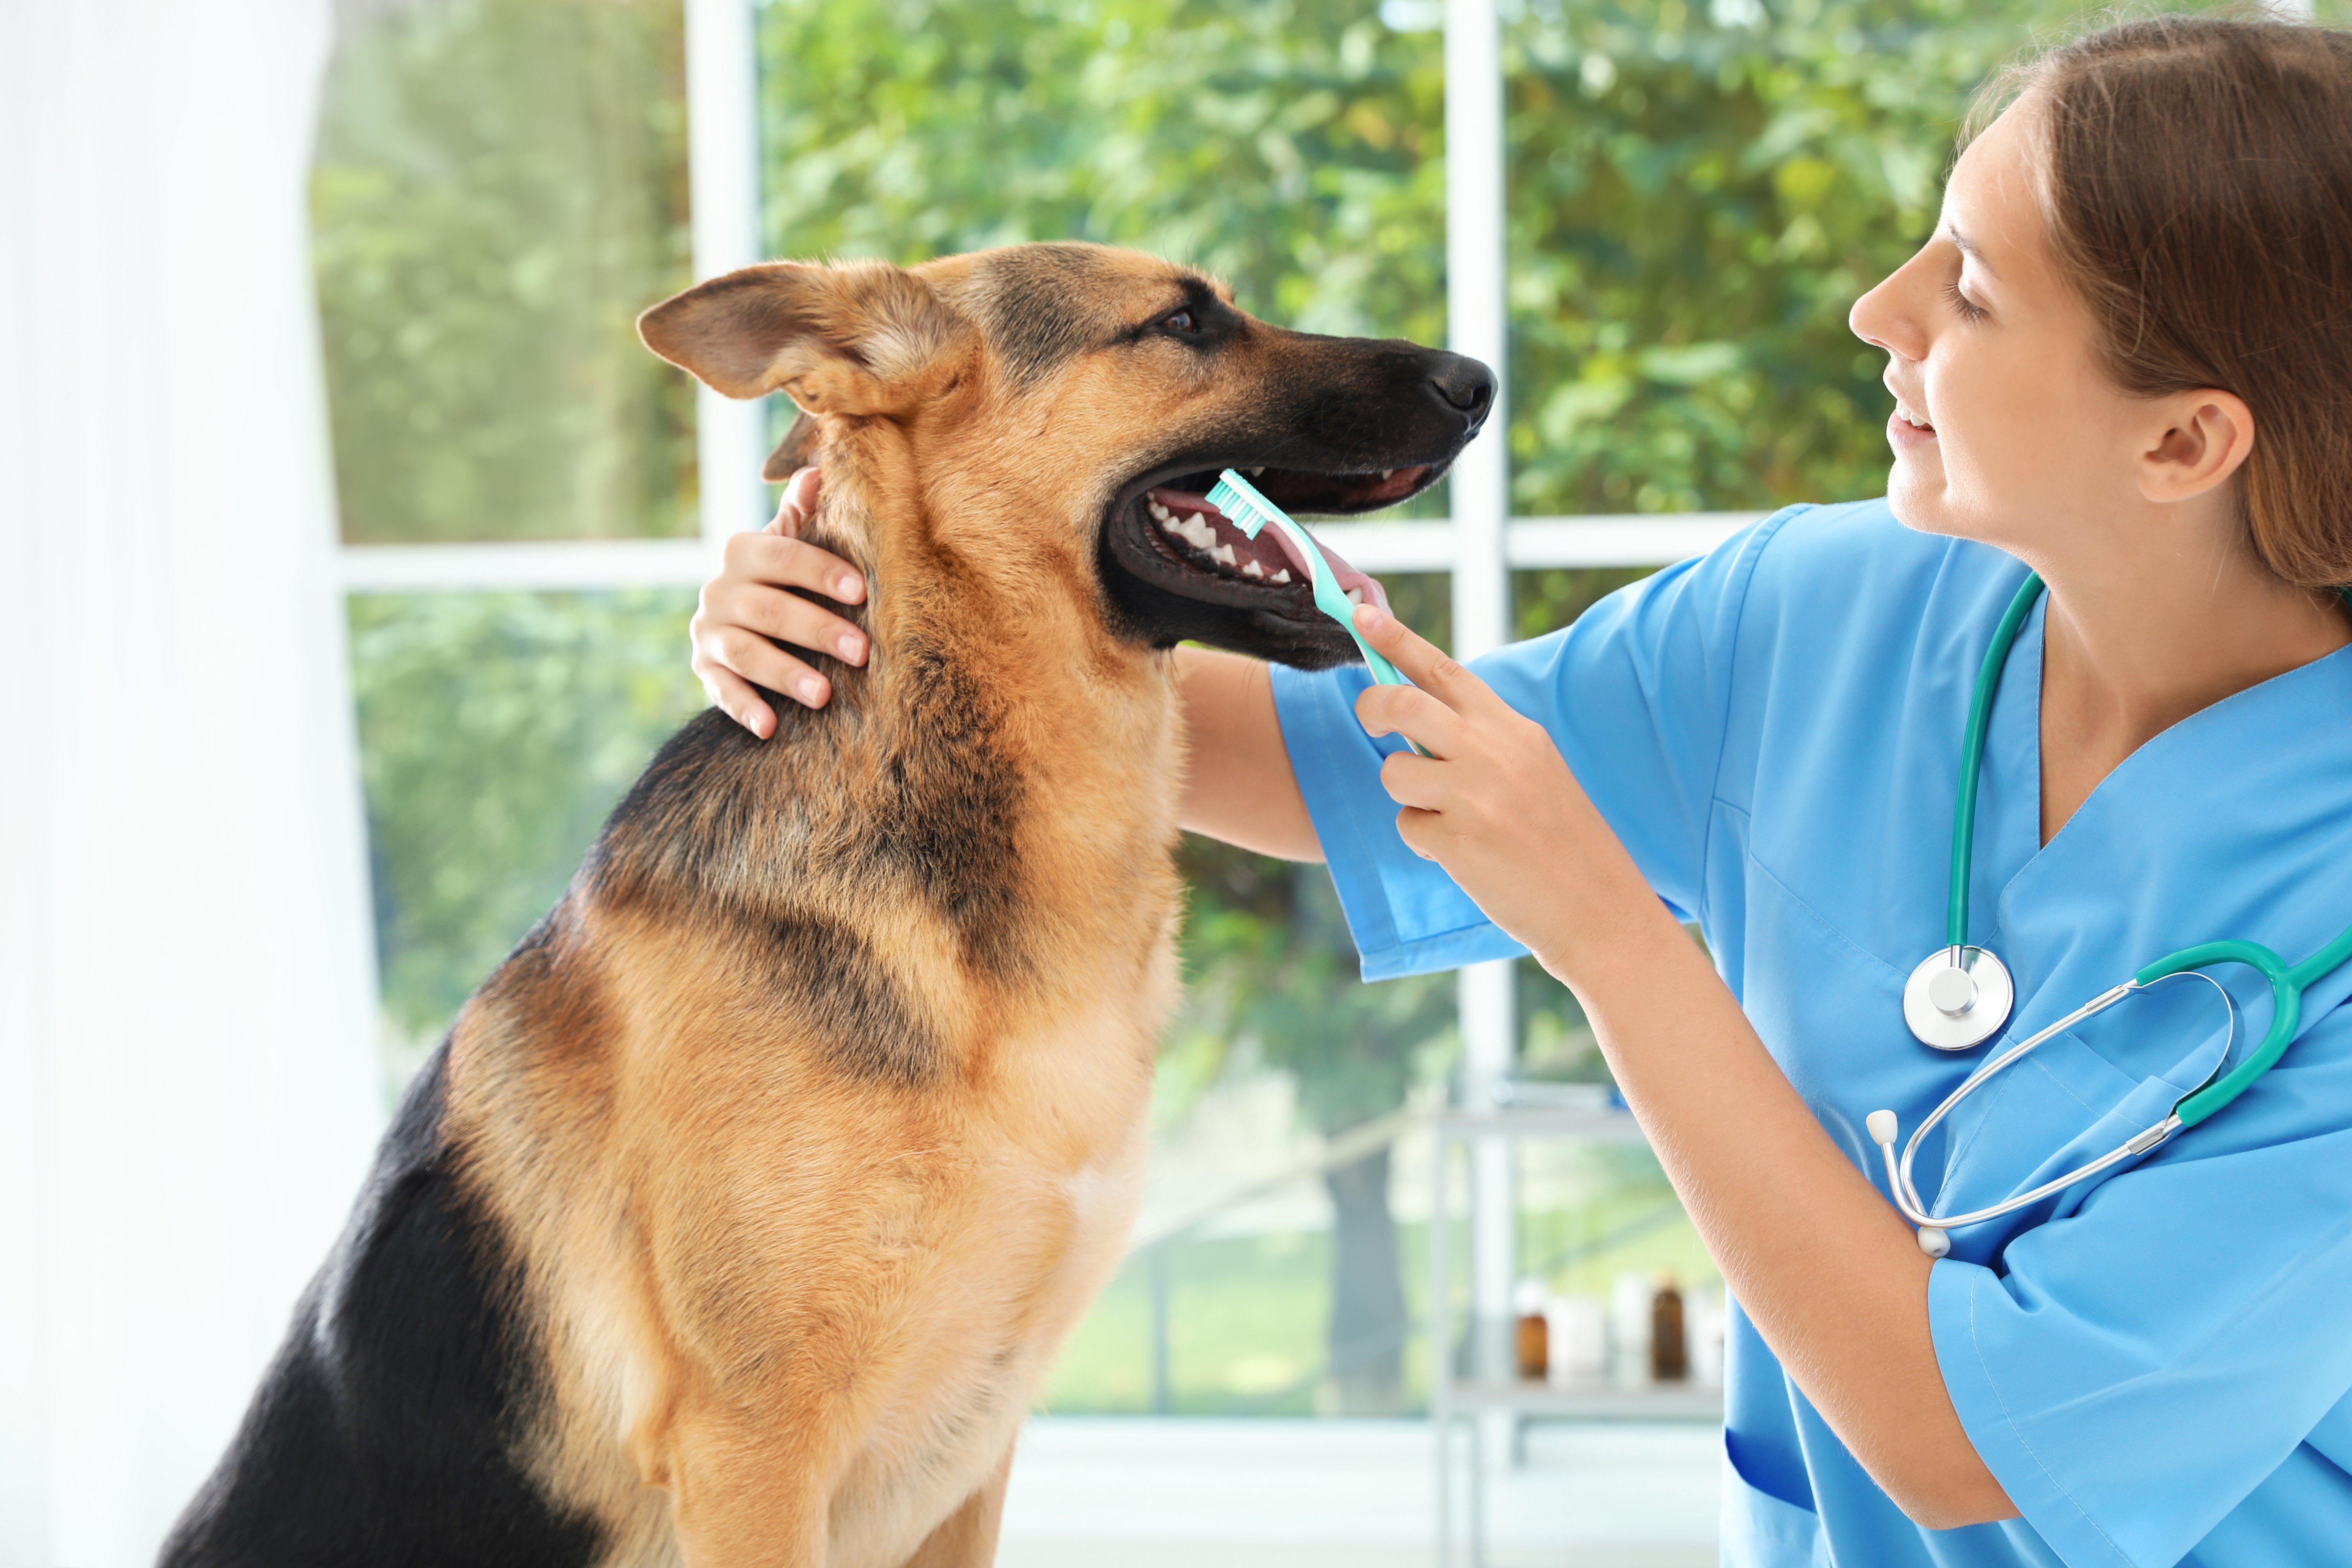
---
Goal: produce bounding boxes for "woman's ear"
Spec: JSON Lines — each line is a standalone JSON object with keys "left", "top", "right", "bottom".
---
{"left": 2139, "top": 387, "right": 2255, "bottom": 504}
{"left": 638, "top": 259, "right": 973, "bottom": 416}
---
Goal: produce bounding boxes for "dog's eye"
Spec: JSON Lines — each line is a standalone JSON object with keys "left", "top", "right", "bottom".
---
{"left": 1163, "top": 309, "right": 1198, "bottom": 334}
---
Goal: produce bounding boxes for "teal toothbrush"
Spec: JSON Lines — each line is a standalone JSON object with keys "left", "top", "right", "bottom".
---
{"left": 1206, "top": 469, "right": 1429, "bottom": 757}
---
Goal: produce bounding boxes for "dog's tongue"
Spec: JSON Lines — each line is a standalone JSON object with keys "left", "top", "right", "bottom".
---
{"left": 1149, "top": 490, "right": 1392, "bottom": 614}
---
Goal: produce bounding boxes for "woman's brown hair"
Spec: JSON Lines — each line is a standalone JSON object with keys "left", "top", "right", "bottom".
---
{"left": 1972, "top": 14, "right": 2352, "bottom": 590}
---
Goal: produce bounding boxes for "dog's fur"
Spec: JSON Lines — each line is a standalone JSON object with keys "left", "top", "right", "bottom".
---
{"left": 161, "top": 242, "right": 1490, "bottom": 1568}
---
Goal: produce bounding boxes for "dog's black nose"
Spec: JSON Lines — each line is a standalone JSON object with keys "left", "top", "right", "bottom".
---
{"left": 1428, "top": 354, "right": 1496, "bottom": 428}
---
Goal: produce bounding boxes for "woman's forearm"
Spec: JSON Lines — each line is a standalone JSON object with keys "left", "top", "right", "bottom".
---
{"left": 1562, "top": 888, "right": 2016, "bottom": 1528}
{"left": 1172, "top": 646, "right": 1322, "bottom": 861}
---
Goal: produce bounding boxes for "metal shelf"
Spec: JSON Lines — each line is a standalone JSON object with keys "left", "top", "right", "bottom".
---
{"left": 1429, "top": 1103, "right": 1719, "bottom": 1568}
{"left": 1446, "top": 1377, "right": 1721, "bottom": 1422}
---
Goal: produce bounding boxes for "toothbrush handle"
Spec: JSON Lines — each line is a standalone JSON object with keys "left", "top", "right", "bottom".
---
{"left": 1355, "top": 643, "right": 1431, "bottom": 757}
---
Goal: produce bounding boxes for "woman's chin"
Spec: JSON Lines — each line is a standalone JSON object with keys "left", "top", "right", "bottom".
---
{"left": 1884, "top": 454, "right": 1963, "bottom": 540}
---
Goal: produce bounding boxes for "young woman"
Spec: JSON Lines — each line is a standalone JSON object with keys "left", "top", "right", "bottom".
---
{"left": 690, "top": 17, "right": 2352, "bottom": 1563}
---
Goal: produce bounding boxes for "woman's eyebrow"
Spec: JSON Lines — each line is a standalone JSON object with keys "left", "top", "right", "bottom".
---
{"left": 1947, "top": 225, "right": 1998, "bottom": 279}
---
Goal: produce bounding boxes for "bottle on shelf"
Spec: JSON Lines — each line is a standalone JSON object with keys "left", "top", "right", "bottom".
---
{"left": 1650, "top": 1272, "right": 1688, "bottom": 1383}
{"left": 1544, "top": 1293, "right": 1607, "bottom": 1386}
{"left": 1513, "top": 1277, "right": 1549, "bottom": 1381}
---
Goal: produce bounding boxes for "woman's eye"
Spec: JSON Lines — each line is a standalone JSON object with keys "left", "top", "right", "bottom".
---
{"left": 1943, "top": 280, "right": 1989, "bottom": 323}
{"left": 1164, "top": 309, "right": 1197, "bottom": 334}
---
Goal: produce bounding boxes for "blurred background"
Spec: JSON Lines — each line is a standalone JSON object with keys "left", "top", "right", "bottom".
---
{"left": 9, "top": 0, "right": 2321, "bottom": 1564}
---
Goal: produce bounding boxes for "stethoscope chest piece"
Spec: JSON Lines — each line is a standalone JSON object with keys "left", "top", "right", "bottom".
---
{"left": 1904, "top": 945, "right": 2014, "bottom": 1051}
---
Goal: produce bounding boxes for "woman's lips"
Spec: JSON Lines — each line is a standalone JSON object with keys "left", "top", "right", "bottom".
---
{"left": 1887, "top": 409, "right": 1937, "bottom": 451}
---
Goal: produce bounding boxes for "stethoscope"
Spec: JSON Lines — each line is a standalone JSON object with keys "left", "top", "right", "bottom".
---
{"left": 1869, "top": 574, "right": 2352, "bottom": 1257}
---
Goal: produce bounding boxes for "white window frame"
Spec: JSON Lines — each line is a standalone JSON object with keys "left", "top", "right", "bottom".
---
{"left": 327, "top": 0, "right": 1757, "bottom": 1334}
{"left": 333, "top": 0, "right": 1755, "bottom": 597}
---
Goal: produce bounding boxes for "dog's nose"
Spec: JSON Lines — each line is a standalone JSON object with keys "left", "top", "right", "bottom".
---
{"left": 1428, "top": 354, "right": 1496, "bottom": 428}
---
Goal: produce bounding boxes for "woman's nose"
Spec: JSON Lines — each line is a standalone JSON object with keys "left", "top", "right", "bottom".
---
{"left": 1850, "top": 265, "right": 1929, "bottom": 364}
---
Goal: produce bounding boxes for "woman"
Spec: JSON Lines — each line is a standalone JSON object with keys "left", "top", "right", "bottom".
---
{"left": 689, "top": 17, "right": 2352, "bottom": 1564}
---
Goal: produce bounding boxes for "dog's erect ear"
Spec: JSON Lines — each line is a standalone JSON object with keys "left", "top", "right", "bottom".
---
{"left": 761, "top": 411, "right": 820, "bottom": 483}
{"left": 637, "top": 259, "right": 970, "bottom": 415}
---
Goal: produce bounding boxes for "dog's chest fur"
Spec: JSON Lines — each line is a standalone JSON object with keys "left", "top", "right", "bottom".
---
{"left": 441, "top": 572, "right": 1185, "bottom": 1566}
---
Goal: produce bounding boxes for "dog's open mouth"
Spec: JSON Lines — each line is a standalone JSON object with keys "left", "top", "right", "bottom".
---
{"left": 1123, "top": 463, "right": 1438, "bottom": 616}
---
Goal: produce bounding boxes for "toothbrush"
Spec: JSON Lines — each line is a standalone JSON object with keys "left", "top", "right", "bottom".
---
{"left": 1206, "top": 469, "right": 1430, "bottom": 757}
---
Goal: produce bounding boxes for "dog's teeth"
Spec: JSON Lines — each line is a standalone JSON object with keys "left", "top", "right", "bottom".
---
{"left": 1380, "top": 469, "right": 1393, "bottom": 481}
{"left": 1149, "top": 502, "right": 1172, "bottom": 523}
{"left": 1248, "top": 466, "right": 1265, "bottom": 476}
{"left": 1242, "top": 561, "right": 1265, "bottom": 579}
{"left": 1161, "top": 510, "right": 1220, "bottom": 553}
{"left": 1271, "top": 569, "right": 1291, "bottom": 584}
{"left": 1345, "top": 586, "right": 1365, "bottom": 605}
{"left": 1209, "top": 543, "right": 1238, "bottom": 567}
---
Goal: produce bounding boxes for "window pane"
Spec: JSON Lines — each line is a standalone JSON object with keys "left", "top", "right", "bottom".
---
{"left": 313, "top": 0, "right": 696, "bottom": 544}
{"left": 350, "top": 589, "right": 702, "bottom": 1089}
{"left": 757, "top": 0, "right": 1452, "bottom": 519}
{"left": 1503, "top": 0, "right": 2082, "bottom": 517}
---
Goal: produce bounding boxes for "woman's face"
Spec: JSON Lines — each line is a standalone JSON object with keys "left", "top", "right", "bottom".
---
{"left": 1848, "top": 98, "right": 2147, "bottom": 562}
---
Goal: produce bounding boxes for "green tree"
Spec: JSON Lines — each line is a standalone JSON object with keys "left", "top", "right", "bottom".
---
{"left": 348, "top": 590, "right": 703, "bottom": 1080}
{"left": 1503, "top": 0, "right": 2085, "bottom": 517}
{"left": 1171, "top": 840, "right": 1457, "bottom": 1412}
{"left": 312, "top": 0, "right": 696, "bottom": 544}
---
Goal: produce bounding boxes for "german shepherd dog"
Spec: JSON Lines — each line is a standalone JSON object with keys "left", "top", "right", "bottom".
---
{"left": 162, "top": 242, "right": 1491, "bottom": 1568}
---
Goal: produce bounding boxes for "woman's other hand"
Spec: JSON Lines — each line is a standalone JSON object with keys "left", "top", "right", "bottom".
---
{"left": 689, "top": 466, "right": 868, "bottom": 738}
{"left": 1347, "top": 602, "right": 1650, "bottom": 982}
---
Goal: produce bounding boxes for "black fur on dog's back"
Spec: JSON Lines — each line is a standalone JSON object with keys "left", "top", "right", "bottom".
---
{"left": 158, "top": 1045, "right": 602, "bottom": 1568}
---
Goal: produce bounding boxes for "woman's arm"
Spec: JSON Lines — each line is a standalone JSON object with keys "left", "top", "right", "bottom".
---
{"left": 1173, "top": 647, "right": 1321, "bottom": 862}
{"left": 1346, "top": 603, "right": 2016, "bottom": 1530}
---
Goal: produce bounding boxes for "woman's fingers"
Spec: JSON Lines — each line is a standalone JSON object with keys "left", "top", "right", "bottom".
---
{"left": 723, "top": 528, "right": 865, "bottom": 609}
{"left": 693, "top": 465, "right": 864, "bottom": 733}
{"left": 1350, "top": 603, "right": 1505, "bottom": 719}
{"left": 699, "top": 661, "right": 778, "bottom": 741}
{"left": 691, "top": 616, "right": 834, "bottom": 712}
{"left": 703, "top": 571, "right": 869, "bottom": 671}
{"left": 1355, "top": 680, "right": 1468, "bottom": 758}
{"left": 768, "top": 466, "right": 822, "bottom": 537}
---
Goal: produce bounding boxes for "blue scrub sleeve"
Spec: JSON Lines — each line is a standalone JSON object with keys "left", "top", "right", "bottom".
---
{"left": 1930, "top": 999, "right": 2352, "bottom": 1568}
{"left": 1269, "top": 508, "right": 1794, "bottom": 981}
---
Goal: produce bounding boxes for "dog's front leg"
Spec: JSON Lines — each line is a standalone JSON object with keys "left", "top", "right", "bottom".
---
{"left": 898, "top": 1441, "right": 1015, "bottom": 1568}
{"left": 665, "top": 1406, "right": 834, "bottom": 1568}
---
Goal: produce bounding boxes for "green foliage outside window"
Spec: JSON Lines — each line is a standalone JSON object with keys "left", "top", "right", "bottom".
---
{"left": 348, "top": 590, "right": 704, "bottom": 1078}
{"left": 312, "top": 0, "right": 696, "bottom": 543}
{"left": 1502, "top": 0, "right": 2071, "bottom": 516}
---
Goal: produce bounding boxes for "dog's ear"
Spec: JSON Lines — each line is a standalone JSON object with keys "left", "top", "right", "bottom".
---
{"left": 637, "top": 259, "right": 971, "bottom": 416}
{"left": 761, "top": 411, "right": 820, "bottom": 482}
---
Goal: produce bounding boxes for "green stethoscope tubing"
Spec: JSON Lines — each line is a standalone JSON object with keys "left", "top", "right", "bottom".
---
{"left": 1949, "top": 574, "right": 2352, "bottom": 1130}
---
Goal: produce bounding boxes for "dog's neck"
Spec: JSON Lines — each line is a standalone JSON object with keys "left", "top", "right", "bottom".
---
{"left": 807, "top": 445, "right": 1165, "bottom": 766}
{"left": 769, "top": 446, "right": 1183, "bottom": 984}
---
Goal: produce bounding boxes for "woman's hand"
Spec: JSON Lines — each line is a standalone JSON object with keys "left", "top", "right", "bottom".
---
{"left": 1346, "top": 603, "right": 1651, "bottom": 984}
{"left": 690, "top": 466, "right": 869, "bottom": 738}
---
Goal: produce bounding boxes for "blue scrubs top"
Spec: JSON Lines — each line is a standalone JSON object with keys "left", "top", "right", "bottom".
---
{"left": 1270, "top": 499, "right": 2352, "bottom": 1568}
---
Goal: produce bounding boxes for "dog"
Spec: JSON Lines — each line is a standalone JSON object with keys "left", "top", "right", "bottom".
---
{"left": 161, "top": 241, "right": 1492, "bottom": 1568}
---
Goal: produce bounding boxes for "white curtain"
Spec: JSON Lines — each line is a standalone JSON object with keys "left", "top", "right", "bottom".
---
{"left": 0, "top": 1, "right": 384, "bottom": 1563}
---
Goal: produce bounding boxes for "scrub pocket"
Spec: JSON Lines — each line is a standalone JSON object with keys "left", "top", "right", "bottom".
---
{"left": 1722, "top": 1433, "right": 1833, "bottom": 1568}
{"left": 1930, "top": 977, "right": 2229, "bottom": 1226}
